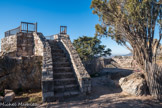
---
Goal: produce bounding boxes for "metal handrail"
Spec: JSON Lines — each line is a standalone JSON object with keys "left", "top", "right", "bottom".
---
{"left": 45, "top": 35, "right": 54, "bottom": 40}
{"left": 4, "top": 22, "right": 37, "bottom": 37}
{"left": 5, "top": 26, "right": 21, "bottom": 37}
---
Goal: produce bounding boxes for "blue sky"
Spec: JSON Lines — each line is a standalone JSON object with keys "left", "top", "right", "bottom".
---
{"left": 0, "top": 0, "right": 160, "bottom": 55}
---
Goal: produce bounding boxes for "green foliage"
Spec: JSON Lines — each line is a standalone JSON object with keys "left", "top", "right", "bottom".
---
{"left": 90, "top": 0, "right": 161, "bottom": 66}
{"left": 73, "top": 36, "right": 111, "bottom": 62}
{"left": 90, "top": 0, "right": 161, "bottom": 44}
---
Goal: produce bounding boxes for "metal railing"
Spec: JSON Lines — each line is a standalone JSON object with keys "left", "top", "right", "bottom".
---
{"left": 5, "top": 26, "right": 21, "bottom": 37}
{"left": 60, "top": 26, "right": 67, "bottom": 34}
{"left": 45, "top": 35, "right": 54, "bottom": 40}
{"left": 5, "top": 22, "right": 37, "bottom": 37}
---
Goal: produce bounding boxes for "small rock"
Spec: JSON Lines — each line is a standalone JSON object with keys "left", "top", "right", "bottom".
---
{"left": 5, "top": 89, "right": 13, "bottom": 95}
{"left": 0, "top": 96, "right": 3, "bottom": 102}
{"left": 4, "top": 92, "right": 15, "bottom": 103}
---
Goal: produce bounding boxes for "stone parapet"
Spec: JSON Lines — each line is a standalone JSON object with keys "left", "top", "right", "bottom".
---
{"left": 1, "top": 35, "right": 17, "bottom": 54}
{"left": 1, "top": 33, "right": 34, "bottom": 57}
{"left": 58, "top": 34, "right": 91, "bottom": 94}
{"left": 33, "top": 32, "right": 54, "bottom": 102}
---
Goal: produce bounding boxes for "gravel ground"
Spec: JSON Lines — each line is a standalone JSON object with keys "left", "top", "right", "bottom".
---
{"left": 38, "top": 75, "right": 162, "bottom": 108}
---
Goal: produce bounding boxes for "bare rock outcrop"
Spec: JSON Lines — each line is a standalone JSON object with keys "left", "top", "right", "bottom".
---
{"left": 119, "top": 72, "right": 148, "bottom": 96}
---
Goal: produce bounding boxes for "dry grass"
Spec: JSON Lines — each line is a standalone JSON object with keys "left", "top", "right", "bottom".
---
{"left": 13, "top": 89, "right": 42, "bottom": 104}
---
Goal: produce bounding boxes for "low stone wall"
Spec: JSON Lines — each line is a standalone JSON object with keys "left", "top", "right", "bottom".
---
{"left": 112, "top": 56, "right": 142, "bottom": 71}
{"left": 112, "top": 56, "right": 133, "bottom": 69}
{"left": 84, "top": 57, "right": 105, "bottom": 75}
{"left": 59, "top": 34, "right": 91, "bottom": 94}
{"left": 33, "top": 32, "right": 54, "bottom": 102}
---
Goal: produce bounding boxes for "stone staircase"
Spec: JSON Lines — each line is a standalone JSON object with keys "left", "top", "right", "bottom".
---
{"left": 49, "top": 40, "right": 80, "bottom": 99}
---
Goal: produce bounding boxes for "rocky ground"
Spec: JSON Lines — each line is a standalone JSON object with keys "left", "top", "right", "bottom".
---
{"left": 4, "top": 56, "right": 162, "bottom": 108}
{"left": 38, "top": 75, "right": 162, "bottom": 108}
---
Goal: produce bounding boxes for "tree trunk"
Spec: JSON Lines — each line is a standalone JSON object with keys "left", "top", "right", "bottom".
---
{"left": 132, "top": 44, "right": 162, "bottom": 100}
{"left": 145, "top": 61, "right": 162, "bottom": 100}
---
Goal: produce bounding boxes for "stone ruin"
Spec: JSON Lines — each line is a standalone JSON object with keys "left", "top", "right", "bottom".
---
{"left": 0, "top": 22, "right": 91, "bottom": 102}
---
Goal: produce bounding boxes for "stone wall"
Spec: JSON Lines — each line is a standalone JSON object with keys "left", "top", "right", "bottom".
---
{"left": 112, "top": 56, "right": 142, "bottom": 71}
{"left": 84, "top": 57, "right": 105, "bottom": 75}
{"left": 112, "top": 56, "right": 133, "bottom": 69}
{"left": 1, "top": 35, "right": 17, "bottom": 54}
{"left": 33, "top": 33, "right": 54, "bottom": 102}
{"left": 58, "top": 34, "right": 91, "bottom": 94}
{"left": 33, "top": 32, "right": 44, "bottom": 56}
{"left": 0, "top": 56, "right": 42, "bottom": 91}
{"left": 16, "top": 33, "right": 34, "bottom": 56}
{"left": 1, "top": 33, "right": 34, "bottom": 57}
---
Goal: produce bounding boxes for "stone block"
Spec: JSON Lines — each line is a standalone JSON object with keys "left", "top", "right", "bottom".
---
{"left": 4, "top": 92, "right": 15, "bottom": 103}
{"left": 42, "top": 80, "right": 54, "bottom": 92}
{"left": 42, "top": 75, "right": 53, "bottom": 81}
{"left": 5, "top": 89, "right": 13, "bottom": 95}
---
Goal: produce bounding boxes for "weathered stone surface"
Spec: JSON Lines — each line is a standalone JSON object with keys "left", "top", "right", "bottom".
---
{"left": 0, "top": 56, "right": 42, "bottom": 91}
{"left": 0, "top": 96, "right": 3, "bottom": 102}
{"left": 84, "top": 57, "right": 105, "bottom": 75}
{"left": 58, "top": 34, "right": 91, "bottom": 94}
{"left": 112, "top": 56, "right": 142, "bottom": 71}
{"left": 5, "top": 89, "right": 13, "bottom": 95}
{"left": 1, "top": 33, "right": 35, "bottom": 57}
{"left": 119, "top": 72, "right": 148, "bottom": 96}
{"left": 4, "top": 92, "right": 15, "bottom": 103}
{"left": 33, "top": 33, "right": 54, "bottom": 102}
{"left": 1, "top": 35, "right": 17, "bottom": 54}
{"left": 33, "top": 32, "right": 44, "bottom": 56}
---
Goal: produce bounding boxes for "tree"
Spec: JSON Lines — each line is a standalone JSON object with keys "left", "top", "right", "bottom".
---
{"left": 73, "top": 36, "right": 111, "bottom": 62}
{"left": 91, "top": 0, "right": 161, "bottom": 67}
{"left": 91, "top": 0, "right": 161, "bottom": 99}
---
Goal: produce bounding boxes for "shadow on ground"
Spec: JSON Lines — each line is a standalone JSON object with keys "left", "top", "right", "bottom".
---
{"left": 39, "top": 68, "right": 162, "bottom": 108}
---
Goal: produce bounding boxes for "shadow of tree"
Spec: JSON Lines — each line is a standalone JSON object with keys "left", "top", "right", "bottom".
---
{"left": 39, "top": 68, "right": 162, "bottom": 108}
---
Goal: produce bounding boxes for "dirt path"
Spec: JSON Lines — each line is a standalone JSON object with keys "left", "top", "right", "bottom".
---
{"left": 38, "top": 76, "right": 162, "bottom": 108}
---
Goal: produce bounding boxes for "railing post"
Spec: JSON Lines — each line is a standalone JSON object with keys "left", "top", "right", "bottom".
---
{"left": 60, "top": 26, "right": 61, "bottom": 34}
{"left": 35, "top": 22, "right": 37, "bottom": 33}
{"left": 20, "top": 22, "right": 22, "bottom": 32}
{"left": 27, "top": 23, "right": 28, "bottom": 33}
{"left": 9, "top": 31, "right": 10, "bottom": 36}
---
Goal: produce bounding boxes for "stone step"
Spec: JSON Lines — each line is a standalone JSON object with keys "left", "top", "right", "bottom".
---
{"left": 53, "top": 62, "right": 71, "bottom": 67}
{"left": 54, "top": 73, "right": 74, "bottom": 79}
{"left": 50, "top": 44, "right": 59, "bottom": 47}
{"left": 53, "top": 57, "right": 68, "bottom": 62}
{"left": 53, "top": 67, "right": 72, "bottom": 72}
{"left": 54, "top": 90, "right": 80, "bottom": 98}
{"left": 49, "top": 42, "right": 58, "bottom": 45}
{"left": 51, "top": 46, "right": 60, "bottom": 49}
{"left": 54, "top": 84, "right": 79, "bottom": 92}
{"left": 54, "top": 78, "right": 77, "bottom": 85}
{"left": 52, "top": 49, "right": 64, "bottom": 53}
{"left": 54, "top": 72, "right": 74, "bottom": 79}
{"left": 52, "top": 53, "right": 66, "bottom": 57}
